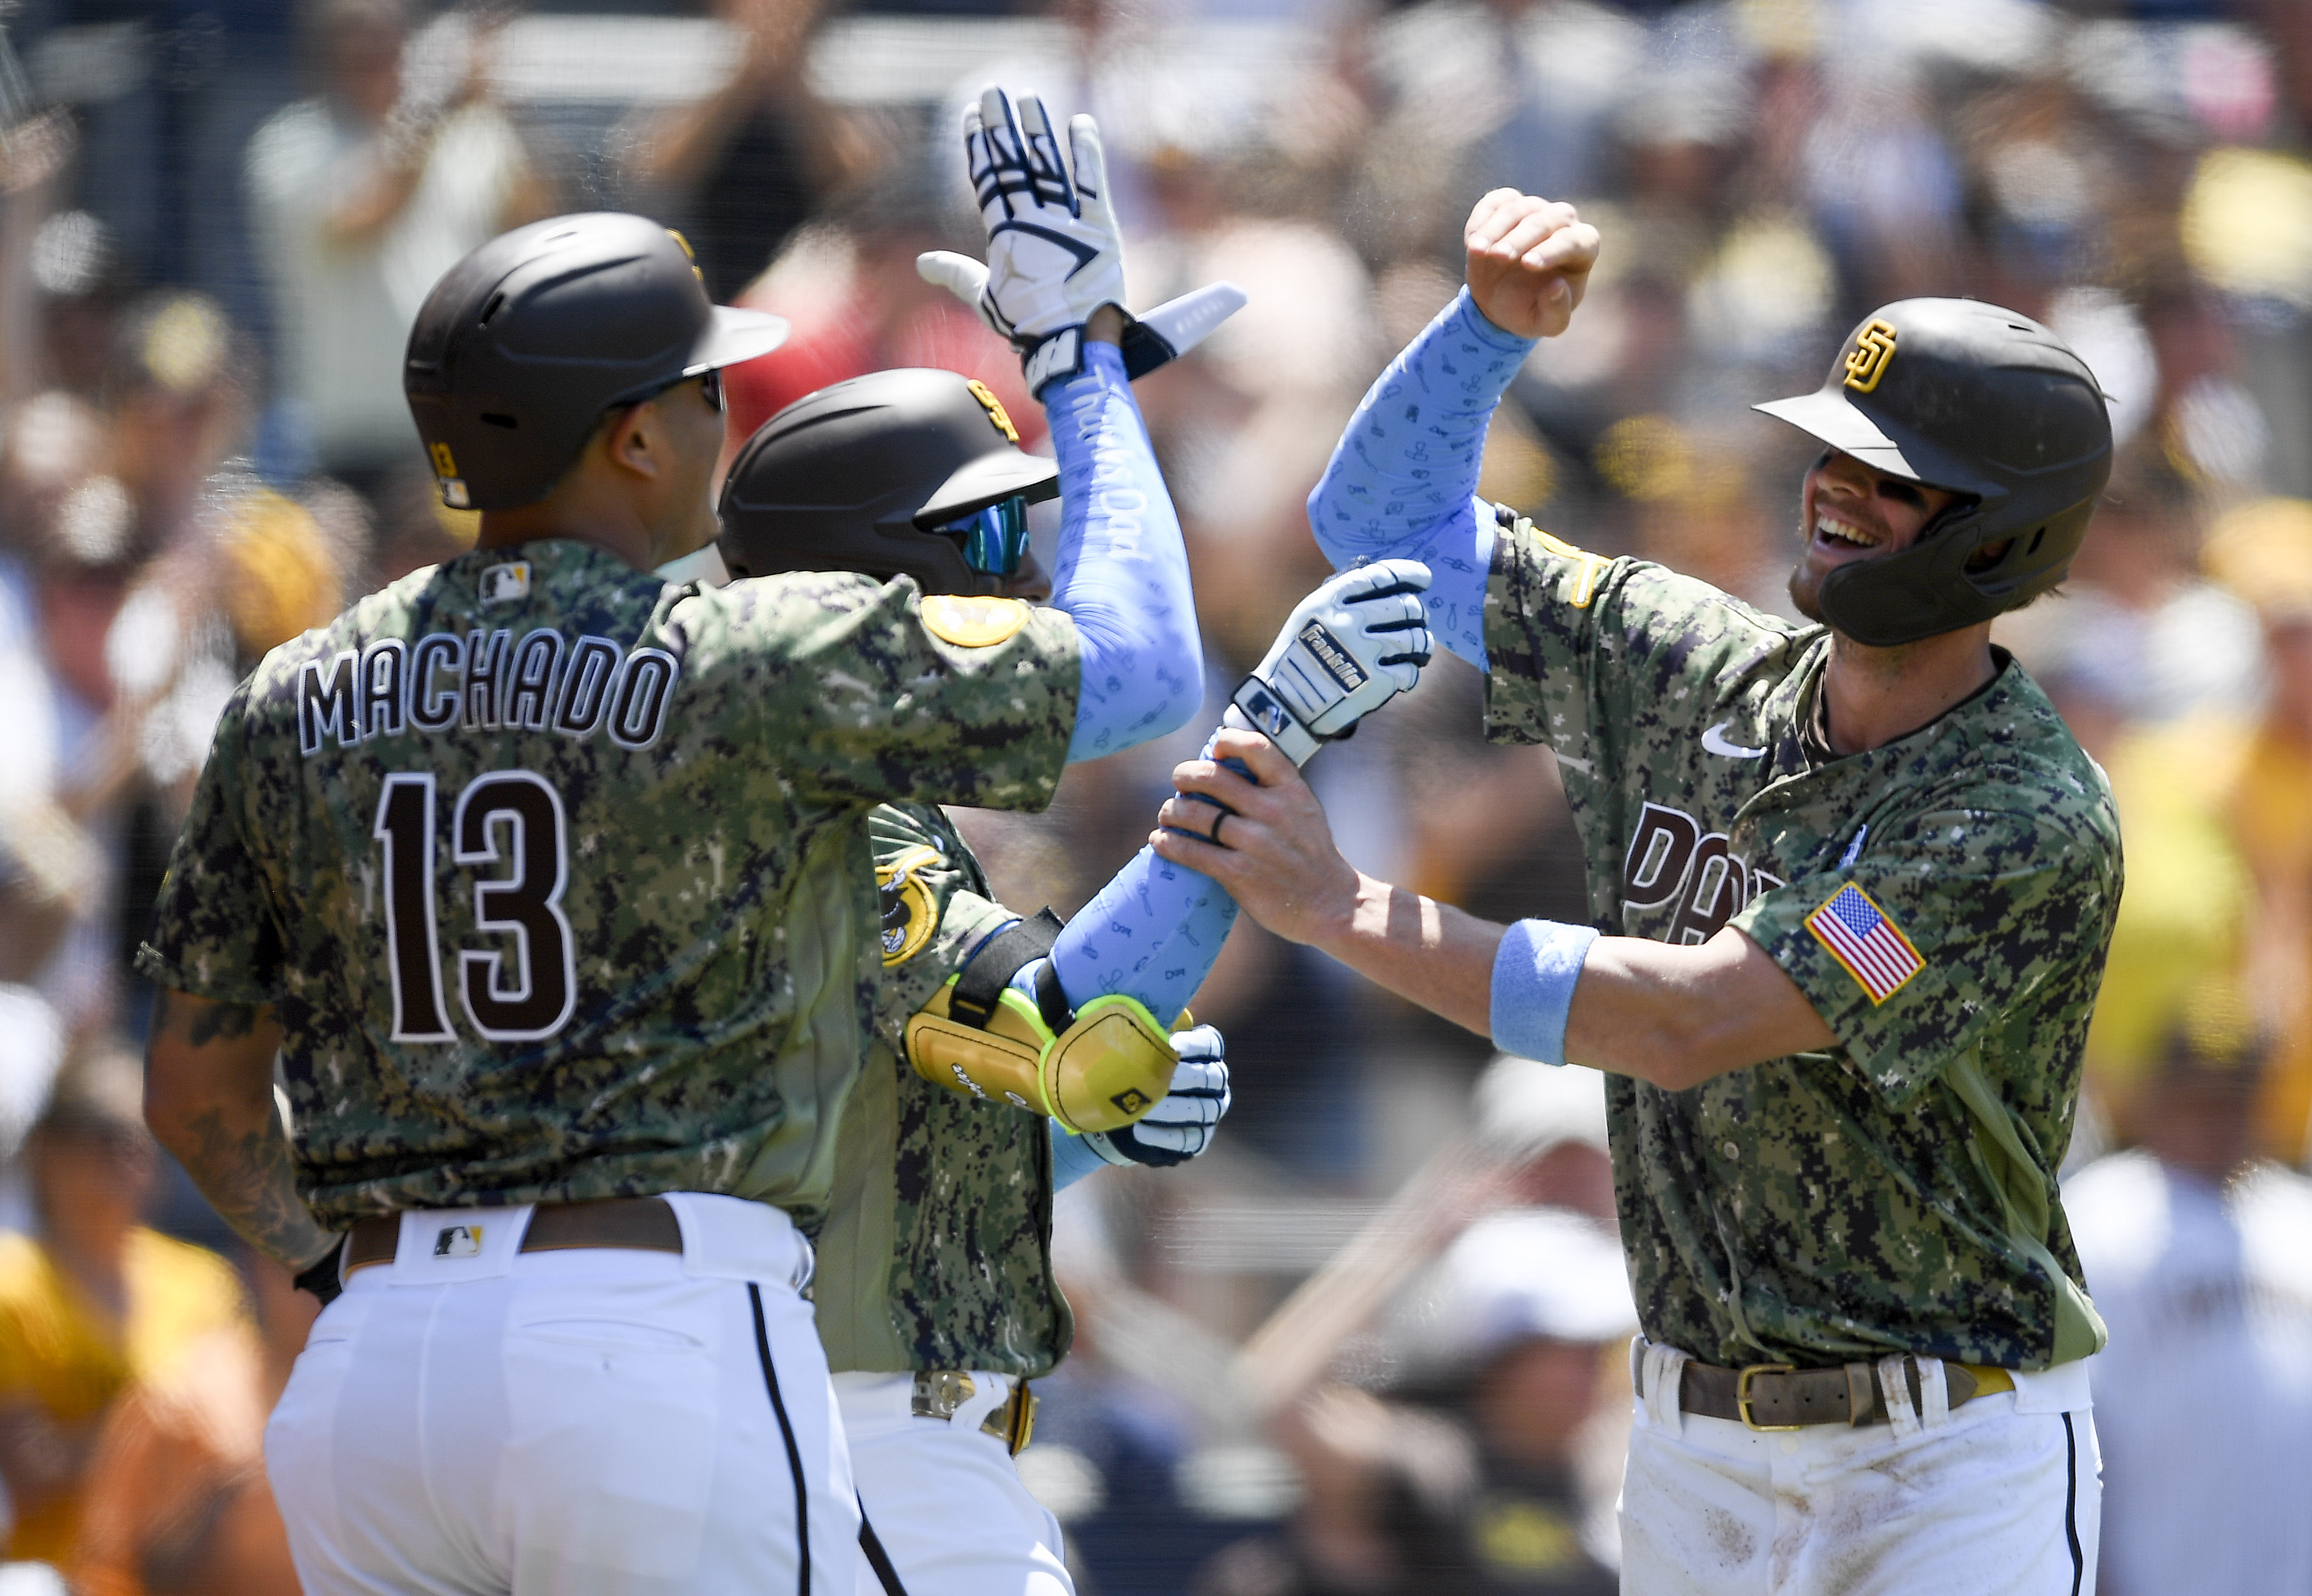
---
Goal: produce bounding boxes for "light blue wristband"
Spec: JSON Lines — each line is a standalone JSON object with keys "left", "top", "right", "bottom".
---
{"left": 1490, "top": 919, "right": 1601, "bottom": 1066}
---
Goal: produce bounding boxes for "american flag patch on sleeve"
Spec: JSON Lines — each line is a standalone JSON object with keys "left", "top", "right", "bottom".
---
{"left": 1804, "top": 883, "right": 1924, "bottom": 1004}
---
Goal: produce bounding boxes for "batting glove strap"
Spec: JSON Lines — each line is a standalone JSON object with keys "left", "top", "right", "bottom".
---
{"left": 1082, "top": 1029, "right": 1230, "bottom": 1167}
{"left": 1230, "top": 559, "right": 1437, "bottom": 766}
{"left": 1117, "top": 283, "right": 1248, "bottom": 380}
{"left": 1226, "top": 677, "right": 1324, "bottom": 766}
{"left": 1020, "top": 325, "right": 1088, "bottom": 397}
{"left": 914, "top": 262, "right": 1249, "bottom": 395}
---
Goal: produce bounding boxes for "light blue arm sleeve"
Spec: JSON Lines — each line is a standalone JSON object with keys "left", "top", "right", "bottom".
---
{"left": 1045, "top": 342, "right": 1203, "bottom": 762}
{"left": 1049, "top": 836, "right": 1235, "bottom": 1024}
{"left": 1304, "top": 288, "right": 1538, "bottom": 669}
{"left": 1049, "top": 1123, "right": 1108, "bottom": 1189}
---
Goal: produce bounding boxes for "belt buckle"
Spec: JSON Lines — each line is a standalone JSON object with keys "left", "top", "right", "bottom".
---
{"left": 1737, "top": 1362, "right": 1800, "bottom": 1432}
{"left": 911, "top": 1370, "right": 975, "bottom": 1421}
{"left": 980, "top": 1381, "right": 1037, "bottom": 1456}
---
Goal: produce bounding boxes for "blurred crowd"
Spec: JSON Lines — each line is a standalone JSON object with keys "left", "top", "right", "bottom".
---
{"left": 0, "top": 0, "right": 2307, "bottom": 1589}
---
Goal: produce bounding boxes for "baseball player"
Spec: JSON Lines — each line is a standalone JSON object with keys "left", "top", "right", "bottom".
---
{"left": 133, "top": 165, "right": 1216, "bottom": 1593}
{"left": 718, "top": 102, "right": 1435, "bottom": 1591}
{"left": 1153, "top": 190, "right": 2120, "bottom": 1595}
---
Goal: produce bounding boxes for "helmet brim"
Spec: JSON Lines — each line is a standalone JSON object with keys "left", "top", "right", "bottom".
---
{"left": 1753, "top": 390, "right": 1925, "bottom": 483}
{"left": 684, "top": 304, "right": 791, "bottom": 375}
{"left": 915, "top": 450, "right": 1062, "bottom": 527}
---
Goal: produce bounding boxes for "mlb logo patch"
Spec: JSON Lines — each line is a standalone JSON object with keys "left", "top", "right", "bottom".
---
{"left": 433, "top": 1224, "right": 484, "bottom": 1258}
{"left": 480, "top": 562, "right": 530, "bottom": 605}
{"left": 1239, "top": 684, "right": 1295, "bottom": 740}
{"left": 1805, "top": 883, "right": 1924, "bottom": 1005}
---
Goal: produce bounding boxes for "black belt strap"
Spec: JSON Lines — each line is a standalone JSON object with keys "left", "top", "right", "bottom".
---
{"left": 949, "top": 908, "right": 1066, "bottom": 1030}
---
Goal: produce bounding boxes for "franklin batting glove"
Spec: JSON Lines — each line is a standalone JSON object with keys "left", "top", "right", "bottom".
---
{"left": 918, "top": 87, "right": 1248, "bottom": 393}
{"left": 1227, "top": 559, "right": 1435, "bottom": 765}
{"left": 1082, "top": 1024, "right": 1230, "bottom": 1168}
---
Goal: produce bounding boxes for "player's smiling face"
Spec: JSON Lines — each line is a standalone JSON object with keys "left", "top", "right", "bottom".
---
{"left": 1787, "top": 449, "right": 1960, "bottom": 624}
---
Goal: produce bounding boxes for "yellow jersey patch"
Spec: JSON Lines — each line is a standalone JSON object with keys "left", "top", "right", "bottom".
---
{"left": 920, "top": 594, "right": 1031, "bottom": 648}
{"left": 878, "top": 844, "right": 943, "bottom": 966}
{"left": 1532, "top": 526, "right": 1611, "bottom": 608}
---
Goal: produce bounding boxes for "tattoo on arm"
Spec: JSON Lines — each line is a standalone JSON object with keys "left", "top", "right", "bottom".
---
{"left": 146, "top": 989, "right": 338, "bottom": 1270}
{"left": 175, "top": 1103, "right": 338, "bottom": 1270}
{"left": 152, "top": 988, "right": 263, "bottom": 1047}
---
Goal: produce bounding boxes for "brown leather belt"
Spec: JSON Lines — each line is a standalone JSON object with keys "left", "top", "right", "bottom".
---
{"left": 1642, "top": 1355, "right": 2016, "bottom": 1431}
{"left": 343, "top": 1196, "right": 684, "bottom": 1274}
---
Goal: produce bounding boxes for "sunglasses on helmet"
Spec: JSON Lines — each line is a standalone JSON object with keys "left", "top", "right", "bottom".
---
{"left": 934, "top": 495, "right": 1031, "bottom": 577}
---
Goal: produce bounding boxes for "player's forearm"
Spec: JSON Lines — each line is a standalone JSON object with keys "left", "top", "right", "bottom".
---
{"left": 1050, "top": 842, "right": 1236, "bottom": 1024}
{"left": 1045, "top": 340, "right": 1202, "bottom": 761}
{"left": 1305, "top": 873, "right": 1503, "bottom": 1038}
{"left": 144, "top": 991, "right": 337, "bottom": 1270}
{"left": 1306, "top": 291, "right": 1530, "bottom": 665}
{"left": 1562, "top": 928, "right": 1838, "bottom": 1089}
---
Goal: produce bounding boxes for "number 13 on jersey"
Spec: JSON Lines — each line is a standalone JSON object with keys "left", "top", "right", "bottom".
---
{"left": 374, "top": 770, "right": 577, "bottom": 1044}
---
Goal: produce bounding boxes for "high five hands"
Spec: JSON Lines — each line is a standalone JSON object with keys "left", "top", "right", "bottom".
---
{"left": 1465, "top": 190, "right": 1601, "bottom": 341}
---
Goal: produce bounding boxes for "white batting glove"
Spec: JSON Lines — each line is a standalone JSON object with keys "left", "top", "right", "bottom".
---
{"left": 1225, "top": 560, "right": 1434, "bottom": 765}
{"left": 918, "top": 87, "right": 1249, "bottom": 393}
{"left": 1081, "top": 1025, "right": 1230, "bottom": 1169}
{"left": 919, "top": 251, "right": 1248, "bottom": 387}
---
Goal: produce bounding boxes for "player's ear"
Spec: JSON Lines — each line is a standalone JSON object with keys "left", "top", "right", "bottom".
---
{"left": 597, "top": 402, "right": 663, "bottom": 485}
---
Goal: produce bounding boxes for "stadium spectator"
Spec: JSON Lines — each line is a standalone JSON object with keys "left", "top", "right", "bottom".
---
{"left": 719, "top": 170, "right": 1038, "bottom": 454}
{"left": 70, "top": 1252, "right": 310, "bottom": 1596}
{"left": 2067, "top": 994, "right": 2312, "bottom": 1596}
{"left": 244, "top": 0, "right": 550, "bottom": 492}
{"left": 614, "top": 0, "right": 874, "bottom": 303}
{"left": 1199, "top": 1210, "right": 1631, "bottom": 1595}
{"left": 0, "top": 1041, "right": 253, "bottom": 1570}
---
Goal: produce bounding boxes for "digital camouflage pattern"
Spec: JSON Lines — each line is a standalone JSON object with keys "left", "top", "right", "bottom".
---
{"left": 1484, "top": 511, "right": 2120, "bottom": 1371}
{"left": 137, "top": 539, "right": 1081, "bottom": 1230}
{"left": 812, "top": 804, "right": 1070, "bottom": 1378}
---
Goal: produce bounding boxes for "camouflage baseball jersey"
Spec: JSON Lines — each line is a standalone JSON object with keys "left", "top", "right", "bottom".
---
{"left": 137, "top": 539, "right": 1080, "bottom": 1230}
{"left": 812, "top": 804, "right": 1070, "bottom": 1378}
{"left": 1484, "top": 511, "right": 2119, "bottom": 1371}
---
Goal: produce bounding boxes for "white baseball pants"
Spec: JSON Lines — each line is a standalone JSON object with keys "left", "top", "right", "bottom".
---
{"left": 266, "top": 1192, "right": 857, "bottom": 1595}
{"left": 835, "top": 1371, "right": 1073, "bottom": 1596}
{"left": 1618, "top": 1343, "right": 2100, "bottom": 1596}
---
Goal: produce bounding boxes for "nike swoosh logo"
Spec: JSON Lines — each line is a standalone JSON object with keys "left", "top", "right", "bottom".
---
{"left": 1702, "top": 722, "right": 1767, "bottom": 759}
{"left": 988, "top": 220, "right": 1102, "bottom": 278}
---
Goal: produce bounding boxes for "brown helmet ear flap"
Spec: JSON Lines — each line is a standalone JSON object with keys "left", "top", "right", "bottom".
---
{"left": 1817, "top": 495, "right": 2095, "bottom": 646}
{"left": 1963, "top": 537, "right": 2016, "bottom": 575}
